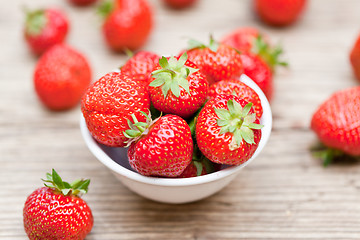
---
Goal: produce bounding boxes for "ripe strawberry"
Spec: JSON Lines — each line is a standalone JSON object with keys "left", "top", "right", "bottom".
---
{"left": 162, "top": 0, "right": 198, "bottom": 9}
{"left": 221, "top": 27, "right": 262, "bottom": 53}
{"left": 99, "top": 0, "right": 153, "bottom": 52}
{"left": 23, "top": 169, "right": 93, "bottom": 240}
{"left": 24, "top": 8, "right": 69, "bottom": 55}
{"left": 254, "top": 0, "right": 307, "bottom": 26}
{"left": 185, "top": 37, "right": 243, "bottom": 85}
{"left": 68, "top": 0, "right": 97, "bottom": 6}
{"left": 311, "top": 86, "right": 360, "bottom": 166}
{"left": 81, "top": 71, "right": 150, "bottom": 147}
{"left": 350, "top": 34, "right": 360, "bottom": 82}
{"left": 125, "top": 113, "right": 193, "bottom": 177}
{"left": 121, "top": 50, "right": 160, "bottom": 85}
{"left": 34, "top": 44, "right": 91, "bottom": 110}
{"left": 208, "top": 78, "right": 263, "bottom": 118}
{"left": 178, "top": 161, "right": 207, "bottom": 178}
{"left": 149, "top": 53, "right": 208, "bottom": 118}
{"left": 196, "top": 94, "right": 263, "bottom": 165}
{"left": 240, "top": 52, "right": 274, "bottom": 101}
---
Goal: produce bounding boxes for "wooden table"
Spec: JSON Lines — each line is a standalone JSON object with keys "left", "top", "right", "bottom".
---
{"left": 2, "top": 0, "right": 360, "bottom": 239}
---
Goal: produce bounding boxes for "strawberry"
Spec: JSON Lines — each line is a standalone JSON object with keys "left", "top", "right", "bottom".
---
{"left": 24, "top": 8, "right": 69, "bottom": 55}
{"left": 350, "top": 34, "right": 360, "bottom": 82}
{"left": 121, "top": 50, "right": 160, "bottom": 85}
{"left": 23, "top": 169, "right": 93, "bottom": 240}
{"left": 185, "top": 36, "right": 243, "bottom": 85}
{"left": 81, "top": 71, "right": 150, "bottom": 147}
{"left": 196, "top": 94, "right": 263, "bottom": 165}
{"left": 240, "top": 52, "right": 274, "bottom": 101}
{"left": 99, "top": 0, "right": 153, "bottom": 52}
{"left": 221, "top": 27, "right": 262, "bottom": 53}
{"left": 34, "top": 44, "right": 91, "bottom": 110}
{"left": 311, "top": 86, "right": 360, "bottom": 166}
{"left": 162, "top": 0, "right": 198, "bottom": 9}
{"left": 148, "top": 53, "right": 208, "bottom": 118}
{"left": 125, "top": 113, "right": 193, "bottom": 177}
{"left": 254, "top": 0, "right": 307, "bottom": 26}
{"left": 178, "top": 161, "right": 207, "bottom": 178}
{"left": 208, "top": 78, "right": 263, "bottom": 118}
{"left": 68, "top": 0, "right": 97, "bottom": 6}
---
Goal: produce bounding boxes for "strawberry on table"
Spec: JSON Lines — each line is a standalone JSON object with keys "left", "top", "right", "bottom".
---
{"left": 120, "top": 50, "right": 160, "bottom": 85}
{"left": 23, "top": 169, "right": 93, "bottom": 240}
{"left": 99, "top": 0, "right": 153, "bottom": 52}
{"left": 196, "top": 94, "right": 263, "bottom": 165}
{"left": 162, "top": 0, "right": 198, "bottom": 9}
{"left": 81, "top": 71, "right": 150, "bottom": 147}
{"left": 350, "top": 34, "right": 360, "bottom": 82}
{"left": 68, "top": 0, "right": 97, "bottom": 6}
{"left": 34, "top": 44, "right": 91, "bottom": 110}
{"left": 24, "top": 8, "right": 69, "bottom": 55}
{"left": 254, "top": 0, "right": 307, "bottom": 26}
{"left": 311, "top": 86, "right": 360, "bottom": 166}
{"left": 149, "top": 53, "right": 208, "bottom": 118}
{"left": 185, "top": 36, "right": 243, "bottom": 85}
{"left": 125, "top": 113, "right": 193, "bottom": 177}
{"left": 208, "top": 78, "right": 263, "bottom": 118}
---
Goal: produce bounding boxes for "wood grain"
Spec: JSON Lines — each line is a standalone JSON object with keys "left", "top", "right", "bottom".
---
{"left": 1, "top": 0, "right": 360, "bottom": 239}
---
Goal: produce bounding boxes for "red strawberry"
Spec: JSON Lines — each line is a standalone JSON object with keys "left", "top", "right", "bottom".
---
{"left": 68, "top": 0, "right": 97, "bottom": 6}
{"left": 149, "top": 53, "right": 208, "bottom": 118}
{"left": 254, "top": 0, "right": 307, "bottom": 26}
{"left": 121, "top": 51, "right": 160, "bottom": 85}
{"left": 350, "top": 34, "right": 360, "bottom": 82}
{"left": 311, "top": 86, "right": 360, "bottom": 166}
{"left": 185, "top": 37, "right": 243, "bottom": 85}
{"left": 221, "top": 27, "right": 262, "bottom": 53}
{"left": 99, "top": 0, "right": 153, "bottom": 52}
{"left": 196, "top": 94, "right": 263, "bottom": 165}
{"left": 81, "top": 71, "right": 150, "bottom": 147}
{"left": 125, "top": 114, "right": 193, "bottom": 177}
{"left": 34, "top": 44, "right": 91, "bottom": 110}
{"left": 162, "top": 0, "right": 198, "bottom": 9}
{"left": 24, "top": 8, "right": 69, "bottom": 55}
{"left": 208, "top": 78, "right": 263, "bottom": 118}
{"left": 23, "top": 169, "right": 93, "bottom": 240}
{"left": 178, "top": 161, "right": 207, "bottom": 178}
{"left": 240, "top": 52, "right": 274, "bottom": 101}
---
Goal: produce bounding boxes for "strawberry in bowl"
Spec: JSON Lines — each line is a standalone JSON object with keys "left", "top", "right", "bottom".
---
{"left": 80, "top": 71, "right": 272, "bottom": 203}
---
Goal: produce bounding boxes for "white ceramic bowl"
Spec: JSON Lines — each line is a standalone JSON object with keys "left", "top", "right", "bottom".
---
{"left": 80, "top": 74, "right": 272, "bottom": 204}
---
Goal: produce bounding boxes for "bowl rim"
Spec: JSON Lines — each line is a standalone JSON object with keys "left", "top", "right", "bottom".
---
{"left": 80, "top": 74, "right": 272, "bottom": 187}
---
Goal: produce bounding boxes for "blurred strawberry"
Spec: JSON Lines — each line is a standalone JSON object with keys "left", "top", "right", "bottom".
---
{"left": 68, "top": 0, "right": 97, "bottom": 6}
{"left": 350, "top": 34, "right": 360, "bottom": 82}
{"left": 99, "top": 0, "right": 153, "bottom": 52}
{"left": 34, "top": 44, "right": 91, "bottom": 110}
{"left": 254, "top": 0, "right": 307, "bottom": 26}
{"left": 24, "top": 8, "right": 69, "bottom": 55}
{"left": 162, "top": 0, "right": 198, "bottom": 9}
{"left": 311, "top": 86, "right": 360, "bottom": 166}
{"left": 221, "top": 27, "right": 262, "bottom": 53}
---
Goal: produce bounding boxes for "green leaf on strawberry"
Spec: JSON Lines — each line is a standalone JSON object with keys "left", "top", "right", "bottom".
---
{"left": 150, "top": 53, "right": 198, "bottom": 98}
{"left": 214, "top": 100, "right": 263, "bottom": 150}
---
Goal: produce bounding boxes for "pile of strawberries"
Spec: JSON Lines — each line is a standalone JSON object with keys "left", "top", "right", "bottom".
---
{"left": 81, "top": 35, "right": 269, "bottom": 178}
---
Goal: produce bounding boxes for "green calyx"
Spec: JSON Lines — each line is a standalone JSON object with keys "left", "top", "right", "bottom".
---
{"left": 252, "top": 35, "right": 288, "bottom": 71}
{"left": 310, "top": 143, "right": 359, "bottom": 167}
{"left": 150, "top": 52, "right": 198, "bottom": 98}
{"left": 215, "top": 100, "right": 263, "bottom": 150}
{"left": 124, "top": 111, "right": 154, "bottom": 147}
{"left": 25, "top": 9, "right": 47, "bottom": 36}
{"left": 42, "top": 169, "right": 90, "bottom": 197}
{"left": 187, "top": 35, "right": 219, "bottom": 52}
{"left": 97, "top": 0, "right": 114, "bottom": 18}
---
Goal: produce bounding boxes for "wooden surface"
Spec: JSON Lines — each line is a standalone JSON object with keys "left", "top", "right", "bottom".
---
{"left": 2, "top": 0, "right": 360, "bottom": 239}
